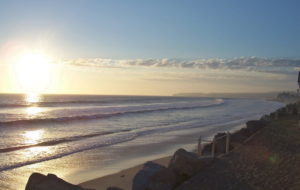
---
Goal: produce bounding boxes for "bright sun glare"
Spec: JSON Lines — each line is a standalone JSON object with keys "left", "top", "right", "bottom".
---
{"left": 14, "top": 52, "right": 53, "bottom": 93}
{"left": 23, "top": 130, "right": 44, "bottom": 144}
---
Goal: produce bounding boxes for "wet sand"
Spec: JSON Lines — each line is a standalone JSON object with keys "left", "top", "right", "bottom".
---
{"left": 80, "top": 105, "right": 300, "bottom": 190}
{"left": 80, "top": 156, "right": 171, "bottom": 190}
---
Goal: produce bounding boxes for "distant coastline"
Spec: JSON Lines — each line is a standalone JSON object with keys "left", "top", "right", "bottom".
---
{"left": 175, "top": 91, "right": 300, "bottom": 103}
{"left": 174, "top": 92, "right": 280, "bottom": 99}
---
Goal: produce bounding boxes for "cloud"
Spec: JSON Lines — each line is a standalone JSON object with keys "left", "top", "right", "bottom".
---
{"left": 64, "top": 57, "right": 300, "bottom": 75}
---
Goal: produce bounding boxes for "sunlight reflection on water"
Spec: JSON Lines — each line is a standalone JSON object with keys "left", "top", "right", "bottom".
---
{"left": 25, "top": 93, "right": 41, "bottom": 104}
{"left": 25, "top": 107, "right": 42, "bottom": 116}
{"left": 24, "top": 93, "right": 44, "bottom": 117}
{"left": 22, "top": 130, "right": 44, "bottom": 144}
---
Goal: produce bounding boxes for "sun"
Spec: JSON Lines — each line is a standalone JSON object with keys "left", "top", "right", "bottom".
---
{"left": 13, "top": 52, "right": 53, "bottom": 94}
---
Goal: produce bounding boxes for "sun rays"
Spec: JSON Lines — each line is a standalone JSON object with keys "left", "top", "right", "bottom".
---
{"left": 12, "top": 52, "right": 54, "bottom": 94}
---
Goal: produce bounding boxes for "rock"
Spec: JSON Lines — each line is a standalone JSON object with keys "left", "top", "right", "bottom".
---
{"left": 247, "top": 120, "right": 268, "bottom": 129}
{"left": 132, "top": 161, "right": 176, "bottom": 190}
{"left": 245, "top": 120, "right": 268, "bottom": 134}
{"left": 230, "top": 119, "right": 268, "bottom": 144}
{"left": 292, "top": 107, "right": 298, "bottom": 115}
{"left": 277, "top": 108, "right": 287, "bottom": 117}
{"left": 168, "top": 149, "right": 214, "bottom": 183}
{"left": 260, "top": 114, "right": 271, "bottom": 122}
{"left": 106, "top": 188, "right": 124, "bottom": 190}
{"left": 200, "top": 143, "right": 213, "bottom": 155}
{"left": 25, "top": 173, "right": 92, "bottom": 190}
{"left": 270, "top": 112, "right": 277, "bottom": 119}
{"left": 230, "top": 130, "right": 247, "bottom": 143}
{"left": 214, "top": 133, "right": 227, "bottom": 153}
{"left": 286, "top": 104, "right": 298, "bottom": 115}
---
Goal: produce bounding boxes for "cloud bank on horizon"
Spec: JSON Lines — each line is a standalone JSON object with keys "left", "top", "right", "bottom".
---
{"left": 55, "top": 56, "right": 299, "bottom": 95}
{"left": 65, "top": 57, "right": 300, "bottom": 75}
{"left": 1, "top": 1, "right": 299, "bottom": 95}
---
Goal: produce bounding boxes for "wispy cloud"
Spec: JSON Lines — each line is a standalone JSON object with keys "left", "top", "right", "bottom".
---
{"left": 64, "top": 57, "right": 300, "bottom": 75}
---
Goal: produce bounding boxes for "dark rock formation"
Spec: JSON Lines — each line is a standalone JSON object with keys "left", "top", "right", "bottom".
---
{"left": 247, "top": 119, "right": 268, "bottom": 129}
{"left": 25, "top": 173, "right": 93, "bottom": 190}
{"left": 230, "top": 119, "right": 268, "bottom": 145}
{"left": 200, "top": 143, "right": 212, "bottom": 155}
{"left": 276, "top": 107, "right": 288, "bottom": 117}
{"left": 106, "top": 188, "right": 124, "bottom": 190}
{"left": 168, "top": 149, "right": 214, "bottom": 184}
{"left": 286, "top": 103, "right": 298, "bottom": 115}
{"left": 230, "top": 130, "right": 247, "bottom": 144}
{"left": 132, "top": 161, "right": 176, "bottom": 190}
{"left": 260, "top": 114, "right": 271, "bottom": 122}
{"left": 246, "top": 120, "right": 267, "bottom": 133}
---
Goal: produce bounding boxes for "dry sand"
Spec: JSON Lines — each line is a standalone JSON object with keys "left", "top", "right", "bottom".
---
{"left": 80, "top": 110, "right": 300, "bottom": 190}
{"left": 80, "top": 156, "right": 171, "bottom": 190}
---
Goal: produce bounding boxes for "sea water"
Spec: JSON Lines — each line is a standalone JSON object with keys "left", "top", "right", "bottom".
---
{"left": 0, "top": 94, "right": 284, "bottom": 189}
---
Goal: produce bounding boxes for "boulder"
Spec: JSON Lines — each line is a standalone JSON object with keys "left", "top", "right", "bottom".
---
{"left": 270, "top": 112, "right": 276, "bottom": 119}
{"left": 132, "top": 161, "right": 177, "bottom": 190}
{"left": 230, "top": 119, "right": 268, "bottom": 144}
{"left": 106, "top": 188, "right": 124, "bottom": 190}
{"left": 247, "top": 120, "right": 268, "bottom": 129}
{"left": 245, "top": 120, "right": 268, "bottom": 134}
{"left": 286, "top": 104, "right": 298, "bottom": 115}
{"left": 292, "top": 107, "right": 298, "bottom": 115}
{"left": 230, "top": 130, "right": 247, "bottom": 143}
{"left": 168, "top": 149, "right": 214, "bottom": 183}
{"left": 214, "top": 133, "right": 226, "bottom": 153}
{"left": 260, "top": 114, "right": 271, "bottom": 122}
{"left": 200, "top": 143, "right": 213, "bottom": 155}
{"left": 277, "top": 108, "right": 287, "bottom": 117}
{"left": 25, "top": 173, "right": 93, "bottom": 190}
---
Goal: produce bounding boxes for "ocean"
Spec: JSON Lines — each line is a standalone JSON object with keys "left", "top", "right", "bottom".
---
{"left": 0, "top": 94, "right": 284, "bottom": 190}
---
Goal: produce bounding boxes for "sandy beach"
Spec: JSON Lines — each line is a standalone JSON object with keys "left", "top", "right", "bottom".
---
{"left": 79, "top": 103, "right": 300, "bottom": 190}
{"left": 0, "top": 97, "right": 283, "bottom": 190}
{"left": 80, "top": 156, "right": 171, "bottom": 190}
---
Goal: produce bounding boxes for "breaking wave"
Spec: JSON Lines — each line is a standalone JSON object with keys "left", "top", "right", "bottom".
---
{"left": 0, "top": 99, "right": 224, "bottom": 126}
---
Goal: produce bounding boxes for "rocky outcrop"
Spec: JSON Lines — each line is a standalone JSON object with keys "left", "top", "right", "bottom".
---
{"left": 132, "top": 161, "right": 177, "bottom": 190}
{"left": 168, "top": 149, "right": 214, "bottom": 183}
{"left": 230, "top": 129, "right": 247, "bottom": 144}
{"left": 230, "top": 119, "right": 269, "bottom": 144}
{"left": 286, "top": 103, "right": 298, "bottom": 115}
{"left": 25, "top": 173, "right": 93, "bottom": 190}
{"left": 246, "top": 120, "right": 268, "bottom": 131}
{"left": 260, "top": 114, "right": 271, "bottom": 122}
{"left": 275, "top": 107, "right": 289, "bottom": 117}
{"left": 106, "top": 188, "right": 124, "bottom": 190}
{"left": 202, "top": 118, "right": 269, "bottom": 155}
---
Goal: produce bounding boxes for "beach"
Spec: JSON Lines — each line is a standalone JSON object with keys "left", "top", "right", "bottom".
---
{"left": 79, "top": 102, "right": 300, "bottom": 190}
{"left": 80, "top": 156, "right": 171, "bottom": 190}
{"left": 0, "top": 94, "right": 284, "bottom": 190}
{"left": 1, "top": 1, "right": 299, "bottom": 189}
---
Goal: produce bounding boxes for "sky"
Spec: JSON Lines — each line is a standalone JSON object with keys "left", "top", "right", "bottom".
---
{"left": 0, "top": 0, "right": 299, "bottom": 95}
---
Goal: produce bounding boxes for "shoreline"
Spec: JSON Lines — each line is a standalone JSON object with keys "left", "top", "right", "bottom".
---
{"left": 79, "top": 104, "right": 286, "bottom": 190}
{"left": 17, "top": 98, "right": 286, "bottom": 190}
{"left": 80, "top": 156, "right": 172, "bottom": 190}
{"left": 79, "top": 100, "right": 289, "bottom": 190}
{"left": 72, "top": 117, "right": 258, "bottom": 185}
{"left": 76, "top": 121, "right": 247, "bottom": 188}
